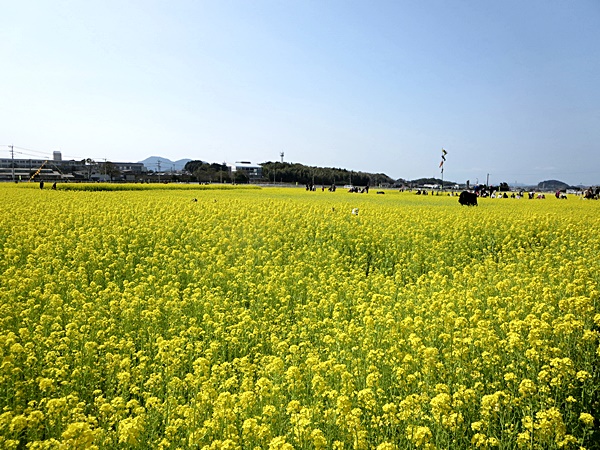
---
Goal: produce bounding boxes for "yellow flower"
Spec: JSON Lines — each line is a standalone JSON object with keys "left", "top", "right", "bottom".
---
{"left": 376, "top": 443, "right": 396, "bottom": 450}
{"left": 518, "top": 379, "right": 537, "bottom": 397}
{"left": 2, "top": 185, "right": 600, "bottom": 448}
{"left": 576, "top": 370, "right": 591, "bottom": 382}
{"left": 406, "top": 425, "right": 432, "bottom": 448}
{"left": 268, "top": 436, "right": 293, "bottom": 450}
{"left": 9, "top": 415, "right": 27, "bottom": 434}
{"left": 61, "top": 422, "right": 95, "bottom": 448}
{"left": 118, "top": 415, "right": 145, "bottom": 445}
{"left": 310, "top": 428, "right": 327, "bottom": 449}
{"left": 286, "top": 400, "right": 301, "bottom": 416}
{"left": 579, "top": 413, "right": 594, "bottom": 427}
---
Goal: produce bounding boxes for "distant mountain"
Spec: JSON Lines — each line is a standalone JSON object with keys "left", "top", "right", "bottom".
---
{"left": 139, "top": 156, "right": 192, "bottom": 172}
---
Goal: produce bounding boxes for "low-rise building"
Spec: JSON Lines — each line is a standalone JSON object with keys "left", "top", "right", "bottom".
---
{"left": 227, "top": 161, "right": 262, "bottom": 180}
{"left": 0, "top": 151, "right": 147, "bottom": 182}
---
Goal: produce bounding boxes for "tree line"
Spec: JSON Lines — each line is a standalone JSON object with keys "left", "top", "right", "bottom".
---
{"left": 183, "top": 161, "right": 236, "bottom": 183}
{"left": 182, "top": 160, "right": 395, "bottom": 186}
{"left": 260, "top": 161, "right": 394, "bottom": 186}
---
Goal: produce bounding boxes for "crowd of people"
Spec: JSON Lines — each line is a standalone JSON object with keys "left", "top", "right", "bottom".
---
{"left": 416, "top": 186, "right": 600, "bottom": 200}
{"left": 583, "top": 186, "right": 600, "bottom": 199}
{"left": 303, "top": 182, "right": 600, "bottom": 200}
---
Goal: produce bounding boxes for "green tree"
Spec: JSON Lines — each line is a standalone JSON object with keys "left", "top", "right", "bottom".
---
{"left": 184, "top": 160, "right": 205, "bottom": 174}
{"left": 80, "top": 158, "right": 96, "bottom": 181}
{"left": 260, "top": 161, "right": 394, "bottom": 186}
{"left": 233, "top": 171, "right": 248, "bottom": 184}
{"left": 192, "top": 162, "right": 230, "bottom": 183}
{"left": 99, "top": 161, "right": 120, "bottom": 181}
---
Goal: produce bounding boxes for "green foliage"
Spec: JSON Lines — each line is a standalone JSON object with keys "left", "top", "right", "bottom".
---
{"left": 261, "top": 161, "right": 394, "bottom": 186}
{"left": 97, "top": 161, "right": 121, "bottom": 181}
{"left": 184, "top": 161, "right": 231, "bottom": 183}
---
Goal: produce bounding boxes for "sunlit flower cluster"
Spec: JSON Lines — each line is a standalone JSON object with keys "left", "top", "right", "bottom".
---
{"left": 0, "top": 184, "right": 598, "bottom": 448}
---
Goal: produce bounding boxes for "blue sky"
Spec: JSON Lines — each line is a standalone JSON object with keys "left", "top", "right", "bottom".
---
{"left": 2, "top": 0, "right": 599, "bottom": 185}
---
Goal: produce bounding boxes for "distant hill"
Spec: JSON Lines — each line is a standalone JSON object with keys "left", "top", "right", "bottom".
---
{"left": 260, "top": 161, "right": 394, "bottom": 186}
{"left": 537, "top": 179, "right": 572, "bottom": 191}
{"left": 139, "top": 156, "right": 192, "bottom": 172}
{"left": 407, "top": 177, "right": 457, "bottom": 187}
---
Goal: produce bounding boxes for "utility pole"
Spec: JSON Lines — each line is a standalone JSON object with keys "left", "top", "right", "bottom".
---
{"left": 440, "top": 148, "right": 447, "bottom": 192}
{"left": 157, "top": 159, "right": 161, "bottom": 183}
{"left": 10, "top": 145, "right": 15, "bottom": 182}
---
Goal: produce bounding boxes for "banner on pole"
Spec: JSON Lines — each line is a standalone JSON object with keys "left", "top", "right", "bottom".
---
{"left": 439, "top": 148, "right": 447, "bottom": 173}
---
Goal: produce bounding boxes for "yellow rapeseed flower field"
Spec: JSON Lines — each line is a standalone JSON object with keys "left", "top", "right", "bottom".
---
{"left": 0, "top": 184, "right": 598, "bottom": 449}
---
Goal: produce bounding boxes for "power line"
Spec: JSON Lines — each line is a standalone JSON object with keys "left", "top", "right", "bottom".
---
{"left": 13, "top": 150, "right": 50, "bottom": 159}
{"left": 3, "top": 144, "right": 107, "bottom": 162}
{"left": 12, "top": 146, "right": 51, "bottom": 157}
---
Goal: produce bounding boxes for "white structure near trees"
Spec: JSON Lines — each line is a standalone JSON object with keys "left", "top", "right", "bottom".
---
{"left": 227, "top": 161, "right": 262, "bottom": 180}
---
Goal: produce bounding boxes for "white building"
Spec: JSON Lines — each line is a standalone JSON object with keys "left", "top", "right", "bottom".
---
{"left": 227, "top": 161, "right": 262, "bottom": 179}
